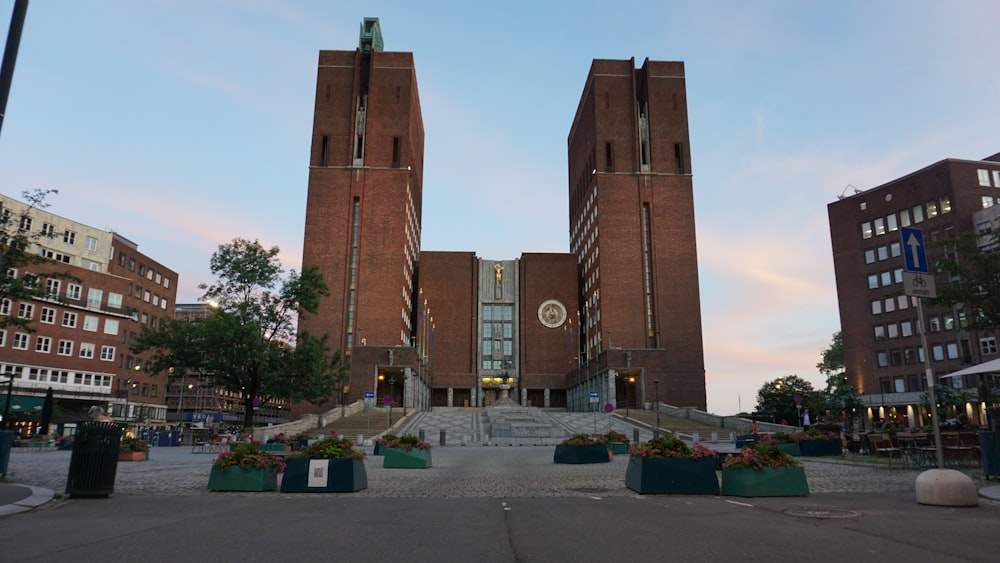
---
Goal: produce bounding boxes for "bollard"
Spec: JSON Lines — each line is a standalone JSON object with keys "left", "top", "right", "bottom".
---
{"left": 692, "top": 432, "right": 700, "bottom": 444}
{"left": 711, "top": 432, "right": 718, "bottom": 443}
{"left": 729, "top": 432, "right": 735, "bottom": 442}
{"left": 633, "top": 429, "right": 640, "bottom": 444}
{"left": 440, "top": 430, "right": 446, "bottom": 446}
{"left": 357, "top": 434, "right": 363, "bottom": 446}
{"left": 419, "top": 429, "right": 425, "bottom": 441}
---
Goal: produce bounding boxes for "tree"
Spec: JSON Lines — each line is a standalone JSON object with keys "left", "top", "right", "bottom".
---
{"left": 929, "top": 231, "right": 1000, "bottom": 333}
{"left": 133, "top": 238, "right": 343, "bottom": 430}
{"left": 816, "top": 331, "right": 862, "bottom": 423}
{"left": 0, "top": 189, "right": 75, "bottom": 331}
{"left": 754, "top": 375, "right": 816, "bottom": 425}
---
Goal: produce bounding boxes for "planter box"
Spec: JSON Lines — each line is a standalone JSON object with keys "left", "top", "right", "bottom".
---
{"left": 373, "top": 443, "right": 383, "bottom": 456}
{"left": 798, "top": 439, "right": 841, "bottom": 456}
{"left": 118, "top": 450, "right": 148, "bottom": 462}
{"left": 625, "top": 457, "right": 719, "bottom": 495}
{"left": 280, "top": 458, "right": 367, "bottom": 492}
{"left": 607, "top": 442, "right": 629, "bottom": 455}
{"left": 553, "top": 443, "right": 612, "bottom": 464}
{"left": 735, "top": 436, "right": 756, "bottom": 449}
{"left": 383, "top": 447, "right": 432, "bottom": 468}
{"left": 207, "top": 465, "right": 279, "bottom": 492}
{"left": 721, "top": 466, "right": 809, "bottom": 497}
{"left": 262, "top": 443, "right": 288, "bottom": 452}
{"left": 776, "top": 443, "right": 801, "bottom": 456}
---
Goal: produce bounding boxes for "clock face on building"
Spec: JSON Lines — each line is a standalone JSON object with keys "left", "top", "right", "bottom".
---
{"left": 537, "top": 299, "right": 567, "bottom": 329}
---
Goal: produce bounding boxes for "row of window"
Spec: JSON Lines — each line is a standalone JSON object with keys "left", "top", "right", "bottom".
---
{"left": 875, "top": 342, "right": 960, "bottom": 367}
{"left": 1, "top": 364, "right": 112, "bottom": 389}
{"left": 117, "top": 251, "right": 172, "bottom": 289}
{"left": 978, "top": 168, "right": 1000, "bottom": 188}
{"left": 0, "top": 330, "right": 118, "bottom": 361}
{"left": 861, "top": 196, "right": 952, "bottom": 239}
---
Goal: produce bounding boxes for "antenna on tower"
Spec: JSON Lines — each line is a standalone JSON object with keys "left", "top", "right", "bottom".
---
{"left": 837, "top": 184, "right": 859, "bottom": 200}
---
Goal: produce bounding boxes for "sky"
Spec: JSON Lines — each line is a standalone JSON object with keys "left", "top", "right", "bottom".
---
{"left": 1, "top": 1, "right": 999, "bottom": 416}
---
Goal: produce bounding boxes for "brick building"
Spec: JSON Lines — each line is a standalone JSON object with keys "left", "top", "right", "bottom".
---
{"left": 828, "top": 153, "right": 1000, "bottom": 429}
{"left": 1, "top": 193, "right": 177, "bottom": 437}
{"left": 296, "top": 20, "right": 706, "bottom": 417}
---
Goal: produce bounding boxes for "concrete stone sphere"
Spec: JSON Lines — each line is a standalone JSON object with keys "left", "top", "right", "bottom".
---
{"left": 915, "top": 469, "right": 978, "bottom": 507}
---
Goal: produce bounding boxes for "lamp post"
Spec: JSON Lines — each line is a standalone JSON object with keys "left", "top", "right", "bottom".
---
{"left": 387, "top": 376, "right": 396, "bottom": 429}
{"left": 625, "top": 375, "right": 635, "bottom": 418}
{"left": 653, "top": 379, "right": 660, "bottom": 438}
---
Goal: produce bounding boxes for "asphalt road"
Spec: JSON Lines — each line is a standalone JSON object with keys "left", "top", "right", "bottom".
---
{"left": 1, "top": 446, "right": 998, "bottom": 562}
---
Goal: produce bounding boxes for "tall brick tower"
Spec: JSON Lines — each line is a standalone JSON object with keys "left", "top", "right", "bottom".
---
{"left": 297, "top": 19, "right": 426, "bottom": 415}
{"left": 567, "top": 58, "right": 706, "bottom": 410}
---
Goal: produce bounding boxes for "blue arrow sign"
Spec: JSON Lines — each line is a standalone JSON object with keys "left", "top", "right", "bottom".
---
{"left": 589, "top": 391, "right": 599, "bottom": 398}
{"left": 901, "top": 227, "right": 928, "bottom": 273}
{"left": 364, "top": 391, "right": 375, "bottom": 399}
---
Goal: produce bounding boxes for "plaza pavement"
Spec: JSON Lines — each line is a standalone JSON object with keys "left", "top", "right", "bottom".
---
{"left": 2, "top": 411, "right": 1000, "bottom": 561}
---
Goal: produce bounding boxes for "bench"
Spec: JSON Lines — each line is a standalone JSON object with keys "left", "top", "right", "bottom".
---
{"left": 191, "top": 442, "right": 227, "bottom": 454}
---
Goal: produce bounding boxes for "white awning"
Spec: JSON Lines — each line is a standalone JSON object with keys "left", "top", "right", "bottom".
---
{"left": 939, "top": 357, "right": 1000, "bottom": 379}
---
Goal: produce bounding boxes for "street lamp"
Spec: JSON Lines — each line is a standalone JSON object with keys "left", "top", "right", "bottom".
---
{"left": 625, "top": 375, "right": 635, "bottom": 418}
{"left": 652, "top": 379, "right": 660, "bottom": 437}
{"left": 387, "top": 376, "right": 396, "bottom": 429}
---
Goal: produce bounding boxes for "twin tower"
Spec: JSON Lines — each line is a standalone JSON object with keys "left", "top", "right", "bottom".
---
{"left": 295, "top": 19, "right": 706, "bottom": 418}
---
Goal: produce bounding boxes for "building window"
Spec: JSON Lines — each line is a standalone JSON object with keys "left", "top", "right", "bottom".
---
{"left": 0, "top": 330, "right": 5, "bottom": 346}
{"left": 19, "top": 216, "right": 31, "bottom": 231}
{"left": 940, "top": 196, "right": 952, "bottom": 214}
{"left": 928, "top": 316, "right": 941, "bottom": 332}
{"left": 35, "top": 336, "right": 52, "bottom": 353}
{"left": 880, "top": 271, "right": 892, "bottom": 286}
{"left": 874, "top": 325, "right": 885, "bottom": 340}
{"left": 45, "top": 278, "right": 61, "bottom": 297}
{"left": 926, "top": 200, "right": 939, "bottom": 219}
{"left": 868, "top": 274, "right": 879, "bottom": 289}
{"left": 0, "top": 299, "right": 8, "bottom": 315}
{"left": 886, "top": 214, "right": 898, "bottom": 232}
{"left": 877, "top": 351, "right": 889, "bottom": 367}
{"left": 100, "top": 346, "right": 115, "bottom": 361}
{"left": 947, "top": 343, "right": 959, "bottom": 359}
{"left": 862, "top": 222, "right": 873, "bottom": 239}
{"left": 912, "top": 205, "right": 924, "bottom": 223}
{"left": 943, "top": 313, "right": 955, "bottom": 330}
{"left": 874, "top": 218, "right": 886, "bottom": 236}
{"left": 63, "top": 230, "right": 76, "bottom": 244}
{"left": 865, "top": 249, "right": 876, "bottom": 264}
{"left": 108, "top": 293, "right": 122, "bottom": 308}
{"left": 899, "top": 209, "right": 911, "bottom": 226}
{"left": 887, "top": 324, "right": 899, "bottom": 338}
{"left": 79, "top": 343, "right": 95, "bottom": 359}
{"left": 17, "top": 303, "right": 33, "bottom": 319}
{"left": 87, "top": 288, "right": 103, "bottom": 309}
{"left": 104, "top": 319, "right": 119, "bottom": 335}
{"left": 884, "top": 298, "right": 895, "bottom": 313}
{"left": 871, "top": 300, "right": 882, "bottom": 315}
{"left": 83, "top": 315, "right": 99, "bottom": 332}
{"left": 932, "top": 345, "right": 945, "bottom": 361}
{"left": 982, "top": 337, "right": 999, "bottom": 355}
{"left": 12, "top": 333, "right": 29, "bottom": 350}
{"left": 39, "top": 307, "right": 55, "bottom": 324}
{"left": 901, "top": 321, "right": 913, "bottom": 337}
{"left": 62, "top": 312, "right": 77, "bottom": 328}
{"left": 66, "top": 283, "right": 82, "bottom": 300}
{"left": 57, "top": 340, "right": 73, "bottom": 356}
{"left": 877, "top": 246, "right": 888, "bottom": 261}
{"left": 889, "top": 242, "right": 901, "bottom": 257}
{"left": 979, "top": 169, "right": 992, "bottom": 186}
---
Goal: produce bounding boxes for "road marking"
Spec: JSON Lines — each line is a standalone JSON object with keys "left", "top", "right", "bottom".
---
{"left": 725, "top": 499, "right": 754, "bottom": 507}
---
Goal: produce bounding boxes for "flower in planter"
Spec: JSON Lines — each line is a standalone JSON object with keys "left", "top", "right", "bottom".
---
{"left": 120, "top": 437, "right": 150, "bottom": 452}
{"left": 214, "top": 443, "right": 285, "bottom": 473}
{"left": 561, "top": 433, "right": 601, "bottom": 446}
{"left": 374, "top": 434, "right": 398, "bottom": 447}
{"left": 793, "top": 427, "right": 839, "bottom": 441}
{"left": 604, "top": 430, "right": 629, "bottom": 444}
{"left": 629, "top": 434, "right": 718, "bottom": 459}
{"left": 383, "top": 433, "right": 431, "bottom": 452}
{"left": 288, "top": 433, "right": 366, "bottom": 460}
{"left": 724, "top": 442, "right": 800, "bottom": 471}
{"left": 769, "top": 431, "right": 799, "bottom": 444}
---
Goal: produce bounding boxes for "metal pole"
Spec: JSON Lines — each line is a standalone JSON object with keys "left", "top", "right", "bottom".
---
{"left": 916, "top": 298, "right": 946, "bottom": 468}
{"left": 653, "top": 379, "right": 660, "bottom": 437}
{"left": 0, "top": 0, "right": 29, "bottom": 140}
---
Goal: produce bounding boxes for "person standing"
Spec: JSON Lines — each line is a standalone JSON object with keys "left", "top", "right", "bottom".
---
{"left": 802, "top": 408, "right": 812, "bottom": 430}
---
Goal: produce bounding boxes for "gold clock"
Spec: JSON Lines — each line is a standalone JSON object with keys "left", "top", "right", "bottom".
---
{"left": 537, "top": 299, "right": 567, "bottom": 328}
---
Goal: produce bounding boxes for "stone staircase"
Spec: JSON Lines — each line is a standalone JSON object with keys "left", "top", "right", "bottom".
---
{"left": 622, "top": 409, "right": 736, "bottom": 443}
{"left": 318, "top": 407, "right": 408, "bottom": 444}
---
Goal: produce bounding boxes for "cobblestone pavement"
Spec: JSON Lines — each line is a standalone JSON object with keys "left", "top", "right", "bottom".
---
{"left": 5, "top": 445, "right": 963, "bottom": 498}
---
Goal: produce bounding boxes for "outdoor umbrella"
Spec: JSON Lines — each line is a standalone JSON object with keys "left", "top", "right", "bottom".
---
{"left": 40, "top": 387, "right": 53, "bottom": 435}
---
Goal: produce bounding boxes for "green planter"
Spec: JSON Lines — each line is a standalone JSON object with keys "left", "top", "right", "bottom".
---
{"left": 721, "top": 466, "right": 809, "bottom": 497}
{"left": 553, "top": 444, "right": 611, "bottom": 464}
{"left": 383, "top": 447, "right": 432, "bottom": 468}
{"left": 207, "top": 465, "right": 279, "bottom": 492}
{"left": 262, "top": 443, "right": 288, "bottom": 452}
{"left": 625, "top": 457, "right": 720, "bottom": 495}
{"left": 607, "top": 442, "right": 629, "bottom": 455}
{"left": 798, "top": 439, "right": 841, "bottom": 456}
{"left": 280, "top": 458, "right": 367, "bottom": 492}
{"left": 776, "top": 443, "right": 801, "bottom": 456}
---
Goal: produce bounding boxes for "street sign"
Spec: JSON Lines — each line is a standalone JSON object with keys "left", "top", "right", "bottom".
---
{"left": 901, "top": 227, "right": 929, "bottom": 273}
{"left": 603, "top": 403, "right": 614, "bottom": 413}
{"left": 364, "top": 391, "right": 375, "bottom": 399}
{"left": 793, "top": 394, "right": 802, "bottom": 405}
{"left": 903, "top": 271, "right": 937, "bottom": 298}
{"left": 589, "top": 391, "right": 599, "bottom": 403}
{"left": 383, "top": 395, "right": 393, "bottom": 406}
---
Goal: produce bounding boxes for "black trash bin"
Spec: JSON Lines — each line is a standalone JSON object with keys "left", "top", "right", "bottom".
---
{"left": 980, "top": 430, "right": 1000, "bottom": 479}
{"left": 65, "top": 421, "right": 124, "bottom": 498}
{"left": 0, "top": 430, "right": 13, "bottom": 478}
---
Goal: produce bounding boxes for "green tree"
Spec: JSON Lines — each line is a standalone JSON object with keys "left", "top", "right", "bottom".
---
{"left": 929, "top": 231, "right": 1000, "bottom": 332}
{"left": 816, "top": 331, "right": 862, "bottom": 424}
{"left": 1, "top": 189, "right": 75, "bottom": 331}
{"left": 754, "top": 375, "right": 816, "bottom": 425}
{"left": 133, "top": 238, "right": 343, "bottom": 430}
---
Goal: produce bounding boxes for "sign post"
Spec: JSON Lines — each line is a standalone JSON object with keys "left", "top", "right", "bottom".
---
{"left": 589, "top": 391, "right": 599, "bottom": 432}
{"left": 901, "top": 227, "right": 944, "bottom": 469}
